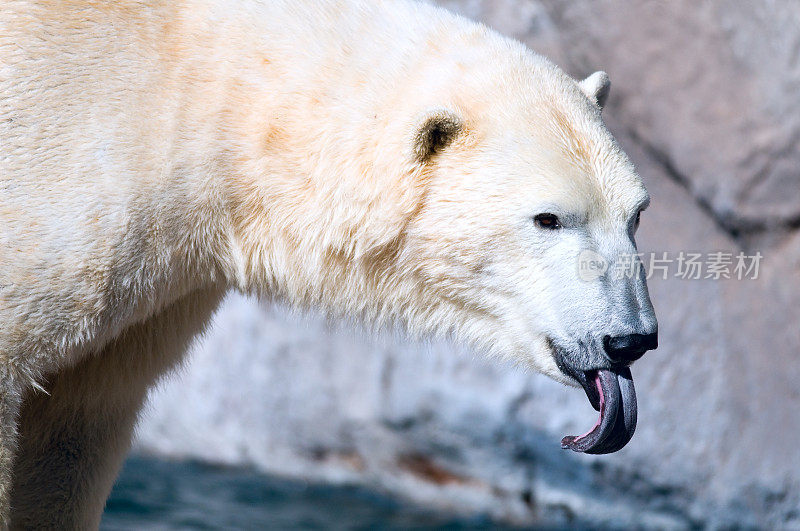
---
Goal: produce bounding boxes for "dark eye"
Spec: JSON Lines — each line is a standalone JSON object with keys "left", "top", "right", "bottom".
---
{"left": 534, "top": 213, "right": 562, "bottom": 230}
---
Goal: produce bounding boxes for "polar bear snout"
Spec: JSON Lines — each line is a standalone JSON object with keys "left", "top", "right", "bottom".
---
{"left": 602, "top": 331, "right": 658, "bottom": 364}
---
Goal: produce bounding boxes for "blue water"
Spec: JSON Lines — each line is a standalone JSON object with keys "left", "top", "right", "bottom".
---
{"left": 102, "top": 457, "right": 540, "bottom": 530}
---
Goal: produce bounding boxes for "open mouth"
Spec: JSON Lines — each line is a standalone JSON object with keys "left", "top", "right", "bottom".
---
{"left": 559, "top": 367, "right": 637, "bottom": 454}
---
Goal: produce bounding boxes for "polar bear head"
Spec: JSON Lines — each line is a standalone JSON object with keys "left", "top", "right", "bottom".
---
{"left": 384, "top": 63, "right": 658, "bottom": 453}
{"left": 383, "top": 63, "right": 659, "bottom": 452}
{"left": 228, "top": 37, "right": 657, "bottom": 454}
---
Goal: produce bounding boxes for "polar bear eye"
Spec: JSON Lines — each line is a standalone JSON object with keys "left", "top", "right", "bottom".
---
{"left": 534, "top": 213, "right": 562, "bottom": 230}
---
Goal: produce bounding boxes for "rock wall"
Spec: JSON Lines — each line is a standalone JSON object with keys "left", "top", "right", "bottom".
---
{"left": 134, "top": 1, "right": 800, "bottom": 527}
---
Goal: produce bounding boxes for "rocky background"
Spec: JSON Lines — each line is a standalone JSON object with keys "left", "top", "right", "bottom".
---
{"left": 134, "top": 1, "right": 800, "bottom": 527}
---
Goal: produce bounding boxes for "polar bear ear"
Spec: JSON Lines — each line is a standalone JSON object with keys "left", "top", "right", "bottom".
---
{"left": 413, "top": 109, "right": 463, "bottom": 162}
{"left": 579, "top": 71, "right": 611, "bottom": 109}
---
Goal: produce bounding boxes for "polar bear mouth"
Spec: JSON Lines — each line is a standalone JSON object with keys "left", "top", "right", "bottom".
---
{"left": 560, "top": 368, "right": 637, "bottom": 454}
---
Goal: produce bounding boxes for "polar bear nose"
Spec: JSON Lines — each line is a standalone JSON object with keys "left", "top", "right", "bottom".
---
{"left": 603, "top": 332, "right": 658, "bottom": 364}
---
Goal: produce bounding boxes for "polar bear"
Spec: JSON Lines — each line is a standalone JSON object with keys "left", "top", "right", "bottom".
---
{"left": 0, "top": 0, "right": 658, "bottom": 527}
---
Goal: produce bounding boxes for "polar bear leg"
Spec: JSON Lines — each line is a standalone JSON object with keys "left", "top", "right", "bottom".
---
{"left": 10, "top": 371, "right": 147, "bottom": 529}
{"left": 0, "top": 380, "right": 23, "bottom": 530}
{"left": 8, "top": 287, "right": 224, "bottom": 529}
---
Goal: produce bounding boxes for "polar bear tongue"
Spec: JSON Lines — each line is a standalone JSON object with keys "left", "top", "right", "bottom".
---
{"left": 561, "top": 368, "right": 637, "bottom": 454}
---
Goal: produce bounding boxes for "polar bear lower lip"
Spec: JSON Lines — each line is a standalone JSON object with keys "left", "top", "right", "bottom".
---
{"left": 560, "top": 368, "right": 638, "bottom": 454}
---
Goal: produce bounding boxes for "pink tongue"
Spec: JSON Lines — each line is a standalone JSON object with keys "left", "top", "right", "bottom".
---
{"left": 574, "top": 374, "right": 605, "bottom": 439}
{"left": 560, "top": 369, "right": 625, "bottom": 454}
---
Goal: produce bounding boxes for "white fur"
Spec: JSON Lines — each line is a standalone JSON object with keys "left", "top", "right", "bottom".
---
{"left": 0, "top": 0, "right": 653, "bottom": 527}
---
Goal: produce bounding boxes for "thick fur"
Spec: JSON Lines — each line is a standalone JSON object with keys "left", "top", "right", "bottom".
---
{"left": 0, "top": 0, "right": 654, "bottom": 527}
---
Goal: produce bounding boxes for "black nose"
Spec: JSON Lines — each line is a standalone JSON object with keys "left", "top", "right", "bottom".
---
{"left": 603, "top": 332, "right": 658, "bottom": 364}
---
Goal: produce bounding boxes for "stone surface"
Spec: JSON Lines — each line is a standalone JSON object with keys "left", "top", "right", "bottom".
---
{"left": 134, "top": 1, "right": 800, "bottom": 527}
